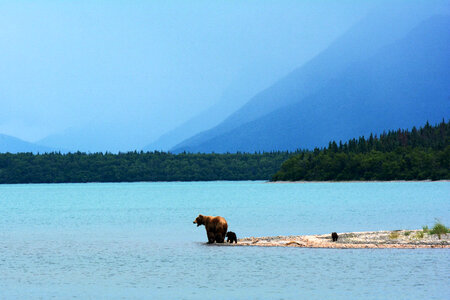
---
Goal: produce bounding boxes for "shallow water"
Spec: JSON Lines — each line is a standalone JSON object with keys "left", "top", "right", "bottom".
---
{"left": 0, "top": 181, "right": 449, "bottom": 299}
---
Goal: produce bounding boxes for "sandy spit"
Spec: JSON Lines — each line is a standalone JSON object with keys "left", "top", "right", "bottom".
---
{"left": 219, "top": 230, "right": 450, "bottom": 249}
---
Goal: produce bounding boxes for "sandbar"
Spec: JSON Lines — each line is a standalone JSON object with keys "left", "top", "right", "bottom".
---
{"left": 219, "top": 230, "right": 449, "bottom": 249}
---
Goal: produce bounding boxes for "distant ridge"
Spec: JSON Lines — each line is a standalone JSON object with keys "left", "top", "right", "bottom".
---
{"left": 0, "top": 134, "right": 56, "bottom": 154}
{"left": 143, "top": 61, "right": 300, "bottom": 152}
{"left": 143, "top": 89, "right": 247, "bottom": 152}
{"left": 172, "top": 14, "right": 450, "bottom": 153}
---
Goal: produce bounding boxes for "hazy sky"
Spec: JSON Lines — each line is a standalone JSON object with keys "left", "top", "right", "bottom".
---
{"left": 0, "top": 1, "right": 380, "bottom": 144}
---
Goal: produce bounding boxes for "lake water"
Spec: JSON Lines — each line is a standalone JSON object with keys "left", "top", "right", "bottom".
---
{"left": 0, "top": 181, "right": 449, "bottom": 299}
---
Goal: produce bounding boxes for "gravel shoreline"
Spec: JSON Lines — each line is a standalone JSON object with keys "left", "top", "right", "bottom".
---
{"left": 219, "top": 230, "right": 450, "bottom": 249}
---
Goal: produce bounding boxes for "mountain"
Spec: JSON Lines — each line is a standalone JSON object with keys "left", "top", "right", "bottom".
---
{"left": 0, "top": 134, "right": 56, "bottom": 153}
{"left": 143, "top": 59, "right": 310, "bottom": 152}
{"left": 143, "top": 69, "right": 264, "bottom": 151}
{"left": 172, "top": 14, "right": 450, "bottom": 153}
{"left": 172, "top": 4, "right": 449, "bottom": 153}
{"left": 143, "top": 101, "right": 238, "bottom": 152}
{"left": 37, "top": 122, "right": 133, "bottom": 153}
{"left": 39, "top": 60, "right": 292, "bottom": 153}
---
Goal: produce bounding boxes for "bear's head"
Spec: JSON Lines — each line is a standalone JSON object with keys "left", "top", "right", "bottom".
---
{"left": 193, "top": 214, "right": 205, "bottom": 227}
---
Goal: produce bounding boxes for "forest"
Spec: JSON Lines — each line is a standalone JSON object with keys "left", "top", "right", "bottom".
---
{"left": 0, "top": 151, "right": 295, "bottom": 183}
{"left": 272, "top": 120, "right": 449, "bottom": 181}
{"left": 0, "top": 121, "right": 448, "bottom": 184}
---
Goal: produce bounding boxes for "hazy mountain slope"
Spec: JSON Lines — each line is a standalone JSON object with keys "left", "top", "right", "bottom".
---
{"left": 143, "top": 63, "right": 284, "bottom": 151}
{"left": 0, "top": 134, "right": 55, "bottom": 153}
{"left": 173, "top": 15, "right": 450, "bottom": 153}
{"left": 143, "top": 101, "right": 237, "bottom": 152}
{"left": 37, "top": 121, "right": 149, "bottom": 153}
{"left": 172, "top": 4, "right": 446, "bottom": 153}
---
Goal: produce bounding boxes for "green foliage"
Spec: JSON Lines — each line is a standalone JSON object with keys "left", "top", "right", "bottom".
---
{"left": 422, "top": 225, "right": 429, "bottom": 233}
{"left": 415, "top": 231, "right": 424, "bottom": 239}
{"left": 0, "top": 151, "right": 296, "bottom": 183}
{"left": 389, "top": 231, "right": 399, "bottom": 239}
{"left": 272, "top": 120, "right": 450, "bottom": 181}
{"left": 1, "top": 120, "right": 448, "bottom": 184}
{"left": 429, "top": 221, "right": 449, "bottom": 239}
{"left": 404, "top": 231, "right": 411, "bottom": 236}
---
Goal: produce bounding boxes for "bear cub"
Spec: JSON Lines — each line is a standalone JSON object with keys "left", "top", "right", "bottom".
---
{"left": 226, "top": 231, "right": 237, "bottom": 244}
{"left": 331, "top": 232, "right": 339, "bottom": 242}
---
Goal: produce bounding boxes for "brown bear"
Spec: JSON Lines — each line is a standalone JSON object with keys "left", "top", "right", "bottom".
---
{"left": 193, "top": 214, "right": 228, "bottom": 243}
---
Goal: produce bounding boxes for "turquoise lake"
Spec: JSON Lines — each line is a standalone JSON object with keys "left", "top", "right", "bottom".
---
{"left": 0, "top": 181, "right": 449, "bottom": 299}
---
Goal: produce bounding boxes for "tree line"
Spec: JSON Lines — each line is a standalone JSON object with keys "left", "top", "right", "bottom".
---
{"left": 1, "top": 120, "right": 447, "bottom": 184}
{"left": 272, "top": 120, "right": 449, "bottom": 181}
{"left": 0, "top": 151, "right": 295, "bottom": 183}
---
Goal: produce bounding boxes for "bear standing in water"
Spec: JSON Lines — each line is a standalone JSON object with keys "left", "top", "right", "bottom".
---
{"left": 226, "top": 231, "right": 237, "bottom": 243}
{"left": 193, "top": 214, "right": 228, "bottom": 243}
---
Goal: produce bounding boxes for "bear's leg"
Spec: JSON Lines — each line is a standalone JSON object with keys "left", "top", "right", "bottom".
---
{"left": 207, "top": 231, "right": 215, "bottom": 244}
{"left": 215, "top": 232, "right": 225, "bottom": 243}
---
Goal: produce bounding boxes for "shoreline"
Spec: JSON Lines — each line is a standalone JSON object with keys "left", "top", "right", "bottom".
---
{"left": 219, "top": 230, "right": 450, "bottom": 249}
{"left": 266, "top": 180, "right": 450, "bottom": 184}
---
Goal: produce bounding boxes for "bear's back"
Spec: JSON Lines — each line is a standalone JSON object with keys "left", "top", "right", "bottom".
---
{"left": 204, "top": 216, "right": 227, "bottom": 231}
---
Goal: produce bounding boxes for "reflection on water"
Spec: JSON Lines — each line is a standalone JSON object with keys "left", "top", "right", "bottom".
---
{"left": 0, "top": 181, "right": 449, "bottom": 299}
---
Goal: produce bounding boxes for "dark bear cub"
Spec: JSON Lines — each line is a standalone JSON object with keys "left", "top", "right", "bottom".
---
{"left": 226, "top": 231, "right": 237, "bottom": 244}
{"left": 331, "top": 232, "right": 339, "bottom": 242}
